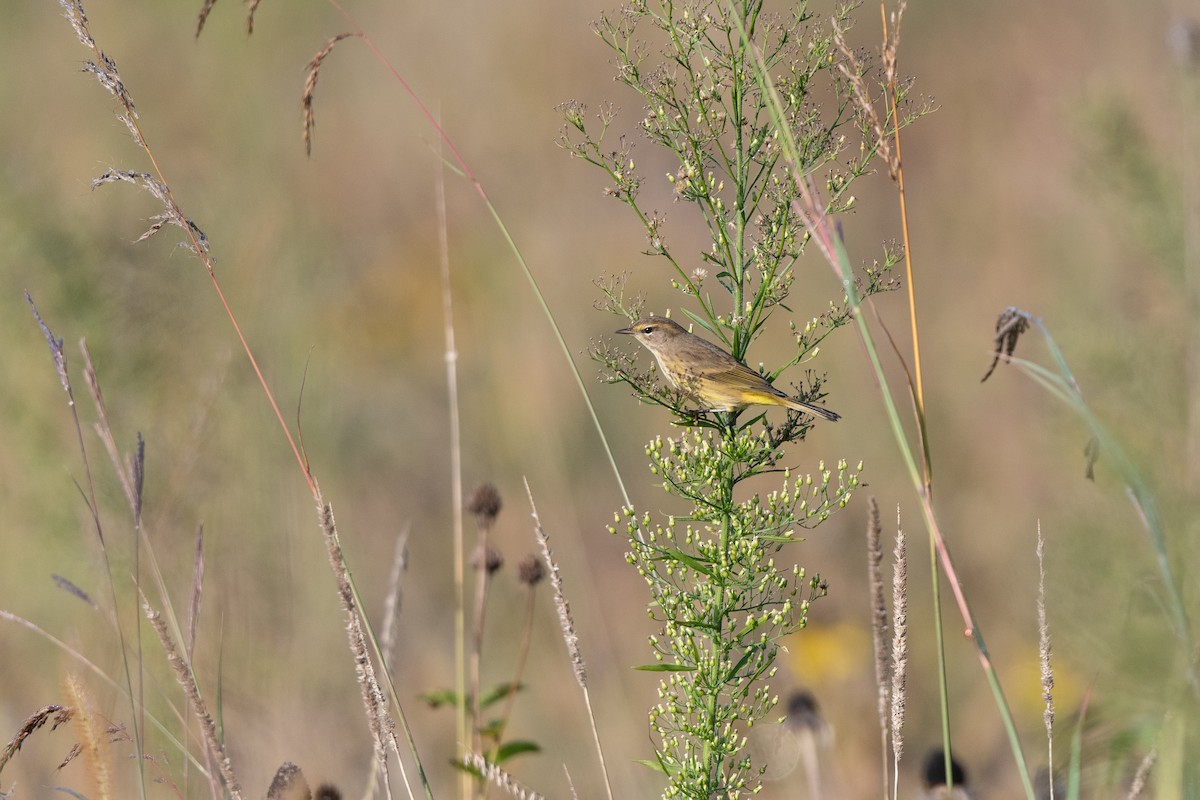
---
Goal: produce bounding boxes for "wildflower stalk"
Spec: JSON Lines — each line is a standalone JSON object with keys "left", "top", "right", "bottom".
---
{"left": 568, "top": 1, "right": 891, "bottom": 794}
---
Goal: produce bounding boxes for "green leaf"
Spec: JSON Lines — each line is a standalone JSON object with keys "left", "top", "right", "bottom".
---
{"left": 420, "top": 689, "right": 461, "bottom": 708}
{"left": 679, "top": 307, "right": 721, "bottom": 340}
{"left": 480, "top": 681, "right": 521, "bottom": 708}
{"left": 494, "top": 740, "right": 541, "bottom": 763}
{"left": 634, "top": 663, "right": 697, "bottom": 672}
{"left": 478, "top": 718, "right": 504, "bottom": 739}
{"left": 759, "top": 533, "right": 802, "bottom": 543}
{"left": 654, "top": 547, "right": 714, "bottom": 576}
{"left": 635, "top": 759, "right": 671, "bottom": 775}
{"left": 728, "top": 648, "right": 755, "bottom": 676}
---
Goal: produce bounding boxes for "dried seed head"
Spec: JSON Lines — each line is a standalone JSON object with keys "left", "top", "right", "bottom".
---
{"left": 981, "top": 306, "right": 1032, "bottom": 382}
{"left": 266, "top": 762, "right": 310, "bottom": 800}
{"left": 921, "top": 748, "right": 967, "bottom": 793}
{"left": 467, "top": 483, "right": 503, "bottom": 523}
{"left": 785, "top": 690, "right": 824, "bottom": 734}
{"left": 518, "top": 554, "right": 545, "bottom": 586}
{"left": 472, "top": 545, "right": 504, "bottom": 575}
{"left": 314, "top": 785, "right": 343, "bottom": 800}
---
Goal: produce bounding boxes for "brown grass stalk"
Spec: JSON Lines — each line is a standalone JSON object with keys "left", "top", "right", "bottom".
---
{"left": 303, "top": 33, "right": 362, "bottom": 156}
{"left": 55, "top": 4, "right": 436, "bottom": 794}
{"left": 143, "top": 598, "right": 241, "bottom": 800}
{"left": 62, "top": 674, "right": 113, "bottom": 800}
{"left": 59, "top": 0, "right": 317, "bottom": 500}
{"left": 26, "top": 294, "right": 156, "bottom": 792}
{"left": 363, "top": 531, "right": 410, "bottom": 800}
{"left": 1126, "top": 746, "right": 1156, "bottom": 799}
{"left": 48, "top": 6, "right": 445, "bottom": 797}
{"left": 888, "top": 520, "right": 907, "bottom": 800}
{"left": 865, "top": 496, "right": 890, "bottom": 797}
{"left": 525, "top": 480, "right": 613, "bottom": 800}
{"left": 876, "top": 1, "right": 923, "bottom": 438}
{"left": 463, "top": 752, "right": 544, "bottom": 800}
{"left": 0, "top": 704, "right": 74, "bottom": 782}
{"left": 1037, "top": 523, "right": 1055, "bottom": 799}
{"left": 315, "top": 497, "right": 397, "bottom": 797}
{"left": 379, "top": 532, "right": 410, "bottom": 684}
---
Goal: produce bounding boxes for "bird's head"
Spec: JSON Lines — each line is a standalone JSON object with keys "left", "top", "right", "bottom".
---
{"left": 616, "top": 316, "right": 686, "bottom": 349}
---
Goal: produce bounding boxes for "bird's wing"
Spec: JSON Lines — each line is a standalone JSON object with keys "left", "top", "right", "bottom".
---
{"left": 699, "top": 356, "right": 788, "bottom": 397}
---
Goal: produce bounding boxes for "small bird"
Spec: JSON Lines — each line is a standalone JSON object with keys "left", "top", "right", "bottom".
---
{"left": 617, "top": 316, "right": 840, "bottom": 421}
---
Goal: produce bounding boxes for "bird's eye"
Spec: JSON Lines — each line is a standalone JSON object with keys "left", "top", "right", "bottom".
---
{"left": 641, "top": 326, "right": 654, "bottom": 334}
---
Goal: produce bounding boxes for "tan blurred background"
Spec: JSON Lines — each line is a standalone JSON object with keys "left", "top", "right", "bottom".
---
{"left": 1, "top": 0, "right": 1197, "bottom": 797}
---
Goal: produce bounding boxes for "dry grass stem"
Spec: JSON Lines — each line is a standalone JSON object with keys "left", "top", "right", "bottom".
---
{"left": 303, "top": 33, "right": 362, "bottom": 156}
{"left": 363, "top": 531, "right": 408, "bottom": 799}
{"left": 316, "top": 498, "right": 394, "bottom": 778}
{"left": 52, "top": 574, "right": 98, "bottom": 610}
{"left": 1037, "top": 523, "right": 1055, "bottom": 799}
{"left": 129, "top": 433, "right": 145, "bottom": 522}
{"left": 90, "top": 170, "right": 209, "bottom": 253}
{"left": 866, "top": 495, "right": 890, "bottom": 786}
{"left": 56, "top": 721, "right": 128, "bottom": 773}
{"left": 526, "top": 484, "right": 583, "bottom": 688}
{"left": 246, "top": 0, "right": 262, "bottom": 33}
{"left": 379, "top": 530, "right": 410, "bottom": 674}
{"left": 525, "top": 479, "right": 614, "bottom": 800}
{"left": 62, "top": 673, "right": 112, "bottom": 800}
{"left": 881, "top": 0, "right": 906, "bottom": 90}
{"left": 188, "top": 523, "right": 205, "bottom": 659}
{"left": 143, "top": 599, "right": 243, "bottom": 799}
{"left": 0, "top": 705, "right": 74, "bottom": 780}
{"left": 80, "top": 340, "right": 139, "bottom": 513}
{"left": 61, "top": 0, "right": 212, "bottom": 252}
{"left": 25, "top": 291, "right": 70, "bottom": 399}
{"left": 888, "top": 518, "right": 908, "bottom": 790}
{"left": 197, "top": 0, "right": 264, "bottom": 37}
{"left": 832, "top": 22, "right": 895, "bottom": 179}
{"left": 1126, "top": 746, "right": 1156, "bottom": 799}
{"left": 464, "top": 753, "right": 544, "bottom": 800}
{"left": 195, "top": 0, "right": 215, "bottom": 37}
{"left": 61, "top": 0, "right": 319, "bottom": 504}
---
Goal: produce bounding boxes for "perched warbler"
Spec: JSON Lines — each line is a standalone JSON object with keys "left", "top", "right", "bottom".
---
{"left": 617, "top": 316, "right": 840, "bottom": 421}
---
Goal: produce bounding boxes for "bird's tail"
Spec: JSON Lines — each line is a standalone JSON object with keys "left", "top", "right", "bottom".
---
{"left": 786, "top": 398, "right": 841, "bottom": 422}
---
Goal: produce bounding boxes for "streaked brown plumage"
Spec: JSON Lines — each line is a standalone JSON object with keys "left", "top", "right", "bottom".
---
{"left": 617, "top": 316, "right": 840, "bottom": 421}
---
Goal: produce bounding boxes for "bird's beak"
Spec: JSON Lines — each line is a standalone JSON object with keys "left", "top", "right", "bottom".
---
{"left": 615, "top": 326, "right": 633, "bottom": 335}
